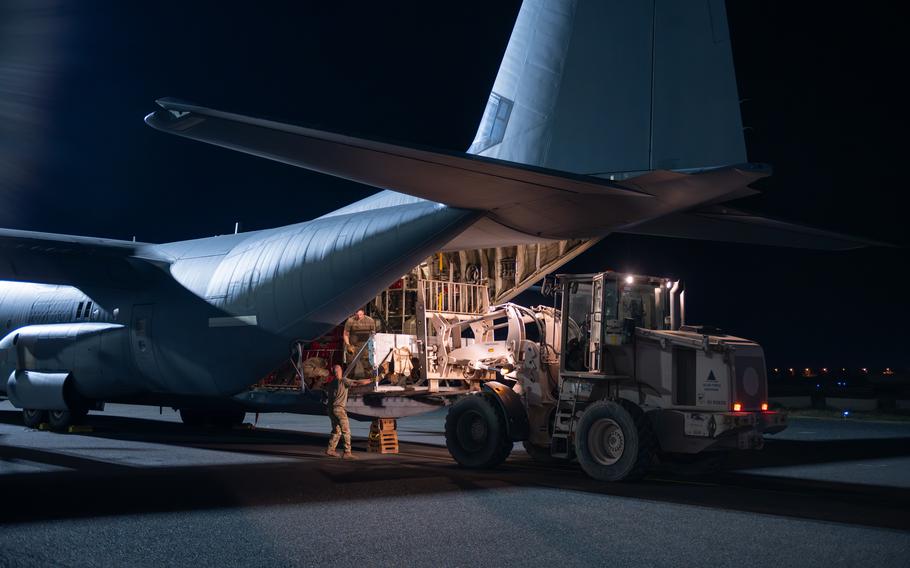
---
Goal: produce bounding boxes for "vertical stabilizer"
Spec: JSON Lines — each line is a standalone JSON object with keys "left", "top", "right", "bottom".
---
{"left": 468, "top": 0, "right": 746, "bottom": 176}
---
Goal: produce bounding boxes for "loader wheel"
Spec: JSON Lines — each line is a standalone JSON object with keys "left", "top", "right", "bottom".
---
{"left": 22, "top": 409, "right": 48, "bottom": 429}
{"left": 445, "top": 394, "right": 512, "bottom": 469}
{"left": 574, "top": 400, "right": 654, "bottom": 482}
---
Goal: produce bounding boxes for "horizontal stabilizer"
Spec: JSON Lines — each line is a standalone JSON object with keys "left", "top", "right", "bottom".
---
{"left": 622, "top": 206, "right": 889, "bottom": 250}
{"left": 145, "top": 98, "right": 768, "bottom": 239}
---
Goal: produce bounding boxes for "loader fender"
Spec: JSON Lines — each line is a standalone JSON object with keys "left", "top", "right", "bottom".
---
{"left": 482, "top": 381, "right": 529, "bottom": 441}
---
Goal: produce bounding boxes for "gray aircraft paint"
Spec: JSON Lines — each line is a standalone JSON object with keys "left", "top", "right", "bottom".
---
{"left": 1, "top": 203, "right": 476, "bottom": 404}
{"left": 469, "top": 0, "right": 745, "bottom": 175}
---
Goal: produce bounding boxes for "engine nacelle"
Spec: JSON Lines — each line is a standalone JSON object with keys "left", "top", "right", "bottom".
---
{"left": 0, "top": 322, "right": 128, "bottom": 407}
{"left": 6, "top": 370, "right": 71, "bottom": 410}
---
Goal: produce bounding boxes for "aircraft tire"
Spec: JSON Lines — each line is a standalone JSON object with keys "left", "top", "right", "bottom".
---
{"left": 445, "top": 394, "right": 511, "bottom": 469}
{"left": 22, "top": 409, "right": 48, "bottom": 429}
{"left": 48, "top": 408, "right": 89, "bottom": 432}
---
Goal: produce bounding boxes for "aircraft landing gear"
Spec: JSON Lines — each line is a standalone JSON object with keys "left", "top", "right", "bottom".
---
{"left": 48, "top": 408, "right": 89, "bottom": 431}
{"left": 23, "top": 408, "right": 89, "bottom": 431}
{"left": 22, "top": 409, "right": 48, "bottom": 429}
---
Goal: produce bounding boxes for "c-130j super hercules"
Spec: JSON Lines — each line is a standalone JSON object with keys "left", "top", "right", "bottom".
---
{"left": 0, "top": 1, "right": 872, "bottom": 480}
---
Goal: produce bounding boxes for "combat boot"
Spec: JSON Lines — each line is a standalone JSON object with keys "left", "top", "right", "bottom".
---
{"left": 342, "top": 451, "right": 358, "bottom": 460}
{"left": 325, "top": 449, "right": 339, "bottom": 457}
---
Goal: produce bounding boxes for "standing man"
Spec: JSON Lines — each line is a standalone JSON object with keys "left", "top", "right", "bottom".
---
{"left": 326, "top": 364, "right": 372, "bottom": 459}
{"left": 343, "top": 308, "right": 377, "bottom": 378}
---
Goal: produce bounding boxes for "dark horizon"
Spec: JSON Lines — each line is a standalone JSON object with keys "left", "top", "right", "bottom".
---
{"left": 1, "top": 0, "right": 906, "bottom": 368}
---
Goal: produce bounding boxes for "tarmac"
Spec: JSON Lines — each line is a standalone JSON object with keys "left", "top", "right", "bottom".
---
{"left": 0, "top": 401, "right": 908, "bottom": 567}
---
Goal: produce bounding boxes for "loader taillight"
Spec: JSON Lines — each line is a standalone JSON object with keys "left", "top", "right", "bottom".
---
{"left": 761, "top": 402, "right": 769, "bottom": 411}
{"left": 732, "top": 402, "right": 743, "bottom": 412}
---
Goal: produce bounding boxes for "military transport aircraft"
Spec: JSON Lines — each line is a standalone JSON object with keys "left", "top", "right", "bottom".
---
{"left": 0, "top": 0, "right": 871, "bottom": 429}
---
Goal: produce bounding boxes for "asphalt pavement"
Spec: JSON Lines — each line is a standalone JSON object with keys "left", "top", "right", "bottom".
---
{"left": 0, "top": 401, "right": 908, "bottom": 567}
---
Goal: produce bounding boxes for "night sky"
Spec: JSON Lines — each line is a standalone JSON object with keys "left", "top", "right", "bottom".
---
{"left": 1, "top": 1, "right": 907, "bottom": 368}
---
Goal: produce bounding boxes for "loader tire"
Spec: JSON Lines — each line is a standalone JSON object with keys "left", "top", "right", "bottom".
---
{"left": 575, "top": 400, "right": 654, "bottom": 482}
{"left": 445, "top": 394, "right": 512, "bottom": 469}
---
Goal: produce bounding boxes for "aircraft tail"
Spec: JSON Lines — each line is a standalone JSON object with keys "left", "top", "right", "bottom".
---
{"left": 467, "top": 0, "right": 746, "bottom": 176}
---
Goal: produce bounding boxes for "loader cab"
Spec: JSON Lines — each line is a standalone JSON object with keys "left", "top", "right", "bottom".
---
{"left": 557, "top": 271, "right": 679, "bottom": 374}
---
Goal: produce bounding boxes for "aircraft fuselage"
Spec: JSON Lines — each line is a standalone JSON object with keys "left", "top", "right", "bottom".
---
{"left": 0, "top": 200, "right": 475, "bottom": 408}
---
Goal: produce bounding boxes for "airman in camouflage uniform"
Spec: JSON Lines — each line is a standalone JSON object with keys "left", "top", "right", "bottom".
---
{"left": 343, "top": 308, "right": 377, "bottom": 378}
{"left": 325, "top": 364, "right": 371, "bottom": 459}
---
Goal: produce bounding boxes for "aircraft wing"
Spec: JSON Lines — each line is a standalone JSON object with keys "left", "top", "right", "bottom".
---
{"left": 0, "top": 228, "right": 168, "bottom": 286}
{"left": 145, "top": 98, "right": 881, "bottom": 249}
{"left": 621, "top": 206, "right": 890, "bottom": 250}
{"left": 145, "top": 98, "right": 769, "bottom": 240}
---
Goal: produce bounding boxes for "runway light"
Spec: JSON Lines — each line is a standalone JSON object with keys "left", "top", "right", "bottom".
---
{"left": 625, "top": 275, "right": 634, "bottom": 285}
{"left": 842, "top": 410, "right": 850, "bottom": 418}
{"left": 861, "top": 368, "right": 868, "bottom": 373}
{"left": 761, "top": 402, "right": 769, "bottom": 411}
{"left": 732, "top": 402, "right": 743, "bottom": 412}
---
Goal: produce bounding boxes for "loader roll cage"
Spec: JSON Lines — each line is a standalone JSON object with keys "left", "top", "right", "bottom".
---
{"left": 555, "top": 271, "right": 682, "bottom": 375}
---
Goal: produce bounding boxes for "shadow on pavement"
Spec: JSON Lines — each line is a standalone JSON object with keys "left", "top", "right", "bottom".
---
{"left": 1, "top": 410, "right": 908, "bottom": 531}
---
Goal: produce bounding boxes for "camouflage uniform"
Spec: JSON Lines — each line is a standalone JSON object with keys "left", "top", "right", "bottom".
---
{"left": 344, "top": 314, "right": 377, "bottom": 378}
{"left": 326, "top": 374, "right": 358, "bottom": 453}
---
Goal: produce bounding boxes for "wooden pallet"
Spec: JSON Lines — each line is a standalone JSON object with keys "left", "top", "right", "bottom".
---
{"left": 367, "top": 418, "right": 399, "bottom": 454}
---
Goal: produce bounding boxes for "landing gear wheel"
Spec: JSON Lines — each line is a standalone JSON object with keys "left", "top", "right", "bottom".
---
{"left": 22, "top": 409, "right": 48, "bottom": 429}
{"left": 574, "top": 400, "right": 654, "bottom": 482}
{"left": 445, "top": 394, "right": 512, "bottom": 469}
{"left": 48, "top": 408, "right": 88, "bottom": 432}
